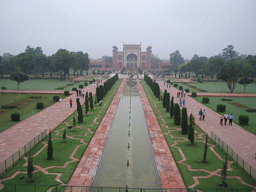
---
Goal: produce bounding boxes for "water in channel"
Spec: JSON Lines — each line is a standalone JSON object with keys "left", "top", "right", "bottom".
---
{"left": 92, "top": 79, "right": 161, "bottom": 189}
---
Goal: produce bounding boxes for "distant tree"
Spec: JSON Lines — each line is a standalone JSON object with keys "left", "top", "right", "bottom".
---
{"left": 208, "top": 56, "right": 225, "bottom": 76}
{"left": 76, "top": 51, "right": 90, "bottom": 75}
{"left": 102, "top": 55, "right": 112, "bottom": 68}
{"left": 181, "top": 107, "right": 188, "bottom": 134}
{"left": 54, "top": 49, "right": 78, "bottom": 79}
{"left": 191, "top": 54, "right": 199, "bottom": 60}
{"left": 170, "top": 96, "right": 174, "bottom": 117}
{"left": 188, "top": 113, "right": 195, "bottom": 145}
{"left": 239, "top": 77, "right": 254, "bottom": 93}
{"left": 85, "top": 92, "right": 89, "bottom": 115}
{"left": 222, "top": 45, "right": 238, "bottom": 60}
{"left": 246, "top": 55, "right": 256, "bottom": 71}
{"left": 202, "top": 134, "right": 208, "bottom": 163}
{"left": 62, "top": 129, "right": 66, "bottom": 142}
{"left": 27, "top": 156, "right": 34, "bottom": 183}
{"left": 151, "top": 54, "right": 161, "bottom": 69}
{"left": 170, "top": 50, "right": 184, "bottom": 73}
{"left": 216, "top": 60, "right": 242, "bottom": 93}
{"left": 186, "top": 59, "right": 206, "bottom": 76}
{"left": 174, "top": 103, "right": 180, "bottom": 125}
{"left": 10, "top": 71, "right": 29, "bottom": 90}
{"left": 1, "top": 86, "right": 6, "bottom": 94}
{"left": 47, "top": 130, "right": 53, "bottom": 160}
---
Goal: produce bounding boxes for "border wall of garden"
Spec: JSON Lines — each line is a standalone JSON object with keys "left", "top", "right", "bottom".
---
{"left": 211, "top": 132, "right": 256, "bottom": 181}
{"left": 0, "top": 129, "right": 47, "bottom": 176}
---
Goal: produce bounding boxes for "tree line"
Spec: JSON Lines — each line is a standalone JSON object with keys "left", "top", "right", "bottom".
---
{"left": 0, "top": 46, "right": 90, "bottom": 79}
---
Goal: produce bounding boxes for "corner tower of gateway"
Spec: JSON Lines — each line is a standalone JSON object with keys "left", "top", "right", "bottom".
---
{"left": 112, "top": 43, "right": 152, "bottom": 70}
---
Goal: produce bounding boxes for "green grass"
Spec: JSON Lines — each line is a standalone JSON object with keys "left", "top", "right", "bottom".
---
{"left": 141, "top": 80, "right": 256, "bottom": 190}
{"left": 0, "top": 79, "right": 80, "bottom": 91}
{"left": 0, "top": 79, "right": 122, "bottom": 191}
{"left": 183, "top": 81, "right": 256, "bottom": 93}
{"left": 193, "top": 97, "right": 256, "bottom": 135}
{"left": 0, "top": 93, "right": 66, "bottom": 131}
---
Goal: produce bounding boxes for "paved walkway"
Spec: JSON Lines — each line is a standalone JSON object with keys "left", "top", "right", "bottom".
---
{"left": 159, "top": 81, "right": 256, "bottom": 172}
{"left": 3, "top": 90, "right": 70, "bottom": 94}
{"left": 67, "top": 79, "right": 126, "bottom": 187}
{"left": 137, "top": 79, "right": 186, "bottom": 188}
{"left": 0, "top": 83, "right": 101, "bottom": 164}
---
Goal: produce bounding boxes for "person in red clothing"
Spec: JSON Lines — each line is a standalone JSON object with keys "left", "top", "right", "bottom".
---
{"left": 69, "top": 98, "right": 73, "bottom": 107}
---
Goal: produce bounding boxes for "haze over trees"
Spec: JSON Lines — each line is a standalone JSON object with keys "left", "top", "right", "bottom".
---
{"left": 170, "top": 50, "right": 184, "bottom": 73}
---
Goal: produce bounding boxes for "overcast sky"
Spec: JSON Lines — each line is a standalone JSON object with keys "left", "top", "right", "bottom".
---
{"left": 0, "top": 0, "right": 255, "bottom": 60}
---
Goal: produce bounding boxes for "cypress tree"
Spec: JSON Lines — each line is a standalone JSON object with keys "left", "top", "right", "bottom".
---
{"left": 202, "top": 134, "right": 208, "bottom": 163}
{"left": 73, "top": 115, "right": 76, "bottom": 129}
{"left": 188, "top": 113, "right": 195, "bottom": 145}
{"left": 170, "top": 96, "right": 174, "bottom": 117}
{"left": 76, "top": 99, "right": 83, "bottom": 123}
{"left": 89, "top": 92, "right": 93, "bottom": 110}
{"left": 181, "top": 107, "right": 188, "bottom": 134}
{"left": 163, "top": 90, "right": 167, "bottom": 108}
{"left": 47, "top": 130, "right": 53, "bottom": 160}
{"left": 166, "top": 92, "right": 170, "bottom": 112}
{"left": 85, "top": 92, "right": 89, "bottom": 115}
{"left": 221, "top": 154, "right": 228, "bottom": 187}
{"left": 174, "top": 103, "right": 180, "bottom": 125}
{"left": 62, "top": 128, "right": 66, "bottom": 142}
{"left": 27, "top": 156, "right": 34, "bottom": 182}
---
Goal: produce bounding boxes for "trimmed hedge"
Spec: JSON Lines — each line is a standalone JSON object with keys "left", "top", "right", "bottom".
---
{"left": 202, "top": 97, "right": 210, "bottom": 103}
{"left": 72, "top": 87, "right": 77, "bottom": 91}
{"left": 174, "top": 83, "right": 178, "bottom": 87}
{"left": 217, "top": 104, "right": 226, "bottom": 112}
{"left": 239, "top": 115, "right": 249, "bottom": 125}
{"left": 84, "top": 82, "right": 88, "bottom": 86}
{"left": 191, "top": 92, "right": 197, "bottom": 97}
{"left": 79, "top": 84, "right": 83, "bottom": 88}
{"left": 53, "top": 95, "right": 60, "bottom": 102}
{"left": 36, "top": 102, "right": 44, "bottom": 109}
{"left": 185, "top": 89, "right": 189, "bottom": 93}
{"left": 64, "top": 91, "right": 70, "bottom": 96}
{"left": 11, "top": 112, "right": 20, "bottom": 121}
{"left": 179, "top": 86, "right": 183, "bottom": 90}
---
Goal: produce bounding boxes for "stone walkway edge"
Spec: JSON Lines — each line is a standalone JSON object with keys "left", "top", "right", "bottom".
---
{"left": 67, "top": 79, "right": 126, "bottom": 187}
{"left": 137, "top": 79, "right": 186, "bottom": 188}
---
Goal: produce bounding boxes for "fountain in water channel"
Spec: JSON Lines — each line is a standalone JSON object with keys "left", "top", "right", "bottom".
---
{"left": 92, "top": 78, "right": 162, "bottom": 189}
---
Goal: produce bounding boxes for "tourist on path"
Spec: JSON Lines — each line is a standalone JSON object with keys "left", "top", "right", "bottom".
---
{"left": 199, "top": 109, "right": 203, "bottom": 120}
{"left": 224, "top": 112, "right": 229, "bottom": 125}
{"left": 220, "top": 114, "right": 224, "bottom": 125}
{"left": 183, "top": 99, "right": 185, "bottom": 107}
{"left": 69, "top": 98, "right": 73, "bottom": 107}
{"left": 180, "top": 99, "right": 182, "bottom": 107}
{"left": 229, "top": 114, "right": 234, "bottom": 126}
{"left": 202, "top": 109, "right": 206, "bottom": 121}
{"left": 76, "top": 88, "right": 79, "bottom": 97}
{"left": 183, "top": 90, "right": 186, "bottom": 97}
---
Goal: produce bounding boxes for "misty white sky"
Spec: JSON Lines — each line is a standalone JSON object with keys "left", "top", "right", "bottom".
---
{"left": 0, "top": 0, "right": 255, "bottom": 60}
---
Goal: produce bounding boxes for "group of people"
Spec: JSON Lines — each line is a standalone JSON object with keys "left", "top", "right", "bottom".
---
{"left": 177, "top": 90, "right": 186, "bottom": 98}
{"left": 179, "top": 98, "right": 186, "bottom": 107}
{"left": 199, "top": 109, "right": 206, "bottom": 120}
{"left": 220, "top": 113, "right": 234, "bottom": 126}
{"left": 76, "top": 88, "right": 85, "bottom": 98}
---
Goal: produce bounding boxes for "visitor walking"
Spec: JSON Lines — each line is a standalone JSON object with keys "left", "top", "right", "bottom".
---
{"left": 183, "top": 99, "right": 185, "bottom": 107}
{"left": 179, "top": 99, "right": 182, "bottom": 107}
{"left": 82, "top": 91, "right": 85, "bottom": 98}
{"left": 202, "top": 109, "right": 206, "bottom": 121}
{"left": 199, "top": 109, "right": 203, "bottom": 120}
{"left": 224, "top": 112, "right": 229, "bottom": 125}
{"left": 220, "top": 114, "right": 224, "bottom": 125}
{"left": 229, "top": 114, "right": 234, "bottom": 126}
{"left": 183, "top": 90, "right": 186, "bottom": 97}
{"left": 76, "top": 88, "right": 79, "bottom": 97}
{"left": 69, "top": 98, "right": 73, "bottom": 108}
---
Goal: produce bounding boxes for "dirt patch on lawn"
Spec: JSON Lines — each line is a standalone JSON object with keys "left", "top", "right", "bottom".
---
{"left": 15, "top": 99, "right": 34, "bottom": 106}
{"left": 228, "top": 102, "right": 248, "bottom": 108}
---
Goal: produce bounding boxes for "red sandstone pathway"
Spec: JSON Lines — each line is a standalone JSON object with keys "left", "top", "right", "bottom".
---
{"left": 0, "top": 83, "right": 101, "bottom": 163}
{"left": 159, "top": 81, "right": 256, "bottom": 171}
{"left": 137, "top": 79, "right": 186, "bottom": 189}
{"left": 3, "top": 90, "right": 69, "bottom": 94}
{"left": 67, "top": 79, "right": 126, "bottom": 187}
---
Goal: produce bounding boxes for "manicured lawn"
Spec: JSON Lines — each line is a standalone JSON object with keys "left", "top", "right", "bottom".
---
{"left": 182, "top": 81, "right": 256, "bottom": 93}
{"left": 0, "top": 79, "right": 80, "bottom": 91}
{"left": 0, "top": 80, "right": 122, "bottom": 191}
{"left": 0, "top": 93, "right": 66, "bottom": 131}
{"left": 194, "top": 97, "right": 256, "bottom": 135}
{"left": 141, "top": 80, "right": 256, "bottom": 190}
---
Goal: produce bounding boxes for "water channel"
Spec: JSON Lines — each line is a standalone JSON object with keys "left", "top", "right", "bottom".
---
{"left": 92, "top": 79, "right": 162, "bottom": 189}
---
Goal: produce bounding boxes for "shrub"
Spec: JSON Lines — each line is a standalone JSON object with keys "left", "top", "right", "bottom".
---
{"left": 36, "top": 102, "right": 44, "bottom": 109}
{"left": 79, "top": 84, "right": 83, "bottom": 89}
{"left": 239, "top": 115, "right": 249, "bottom": 125}
{"left": 179, "top": 86, "right": 183, "bottom": 90}
{"left": 202, "top": 97, "right": 210, "bottom": 103}
{"left": 197, "top": 78, "right": 203, "bottom": 83}
{"left": 64, "top": 91, "right": 70, "bottom": 96}
{"left": 11, "top": 112, "right": 20, "bottom": 121}
{"left": 185, "top": 89, "right": 189, "bottom": 93}
{"left": 191, "top": 92, "right": 197, "bottom": 97}
{"left": 246, "top": 108, "right": 256, "bottom": 112}
{"left": 53, "top": 95, "right": 60, "bottom": 102}
{"left": 72, "top": 87, "right": 77, "bottom": 91}
{"left": 84, "top": 82, "right": 88, "bottom": 86}
{"left": 167, "top": 80, "right": 170, "bottom": 83}
{"left": 221, "top": 98, "right": 233, "bottom": 101}
{"left": 174, "top": 83, "right": 178, "bottom": 87}
{"left": 217, "top": 104, "right": 226, "bottom": 112}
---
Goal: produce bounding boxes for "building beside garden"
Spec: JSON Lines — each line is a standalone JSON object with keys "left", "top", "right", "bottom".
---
{"left": 89, "top": 43, "right": 173, "bottom": 71}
